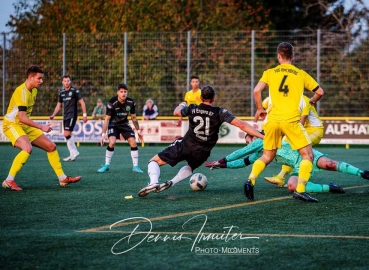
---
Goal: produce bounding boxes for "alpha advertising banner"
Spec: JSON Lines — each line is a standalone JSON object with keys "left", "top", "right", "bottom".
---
{"left": 1, "top": 119, "right": 369, "bottom": 144}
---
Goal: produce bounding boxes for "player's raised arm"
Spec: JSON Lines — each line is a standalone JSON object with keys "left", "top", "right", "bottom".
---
{"left": 230, "top": 118, "right": 264, "bottom": 139}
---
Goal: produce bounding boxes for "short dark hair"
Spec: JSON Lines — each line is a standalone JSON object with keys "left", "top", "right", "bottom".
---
{"left": 117, "top": 83, "right": 128, "bottom": 90}
{"left": 190, "top": 75, "right": 199, "bottom": 80}
{"left": 277, "top": 42, "right": 294, "bottom": 60}
{"left": 62, "top": 75, "right": 72, "bottom": 80}
{"left": 201, "top": 85, "right": 215, "bottom": 101}
{"left": 26, "top": 65, "right": 44, "bottom": 78}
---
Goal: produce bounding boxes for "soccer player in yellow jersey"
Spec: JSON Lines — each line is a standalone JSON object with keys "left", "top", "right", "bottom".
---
{"left": 264, "top": 95, "right": 324, "bottom": 186}
{"left": 178, "top": 75, "right": 201, "bottom": 125}
{"left": 184, "top": 75, "right": 201, "bottom": 105}
{"left": 245, "top": 42, "right": 324, "bottom": 202}
{"left": 2, "top": 65, "right": 81, "bottom": 191}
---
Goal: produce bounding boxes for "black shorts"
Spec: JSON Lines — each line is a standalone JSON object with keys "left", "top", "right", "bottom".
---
{"left": 158, "top": 138, "right": 210, "bottom": 170}
{"left": 108, "top": 125, "right": 135, "bottom": 140}
{"left": 63, "top": 117, "right": 77, "bottom": 131}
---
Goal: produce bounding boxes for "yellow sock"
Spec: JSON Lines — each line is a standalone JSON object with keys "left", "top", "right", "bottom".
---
{"left": 47, "top": 150, "right": 65, "bottom": 178}
{"left": 296, "top": 159, "right": 313, "bottom": 193}
{"left": 9, "top": 151, "right": 30, "bottom": 178}
{"left": 248, "top": 159, "right": 266, "bottom": 185}
{"left": 278, "top": 165, "right": 293, "bottom": 178}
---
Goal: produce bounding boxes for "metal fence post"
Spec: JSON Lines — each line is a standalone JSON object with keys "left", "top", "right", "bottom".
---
{"left": 2, "top": 32, "right": 6, "bottom": 116}
{"left": 251, "top": 30, "right": 255, "bottom": 116}
{"left": 63, "top": 33, "right": 66, "bottom": 76}
{"left": 124, "top": 32, "right": 127, "bottom": 84}
{"left": 317, "top": 29, "right": 321, "bottom": 113}
{"left": 187, "top": 31, "right": 191, "bottom": 91}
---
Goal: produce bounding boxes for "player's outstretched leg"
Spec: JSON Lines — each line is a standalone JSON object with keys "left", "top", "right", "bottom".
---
{"left": 292, "top": 191, "right": 318, "bottom": 202}
{"left": 361, "top": 170, "right": 369, "bottom": 180}
{"left": 244, "top": 180, "right": 254, "bottom": 201}
{"left": 138, "top": 160, "right": 160, "bottom": 197}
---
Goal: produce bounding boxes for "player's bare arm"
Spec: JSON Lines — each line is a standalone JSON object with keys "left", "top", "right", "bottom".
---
{"left": 50, "top": 102, "right": 62, "bottom": 119}
{"left": 78, "top": 99, "right": 88, "bottom": 123}
{"left": 18, "top": 111, "right": 52, "bottom": 133}
{"left": 230, "top": 118, "right": 264, "bottom": 139}
{"left": 100, "top": 115, "right": 111, "bottom": 145}
{"left": 253, "top": 81, "right": 267, "bottom": 122}
{"left": 131, "top": 114, "right": 143, "bottom": 141}
{"left": 309, "top": 87, "right": 324, "bottom": 105}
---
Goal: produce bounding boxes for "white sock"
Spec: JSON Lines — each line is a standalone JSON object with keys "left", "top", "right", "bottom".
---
{"left": 105, "top": 149, "right": 114, "bottom": 165}
{"left": 148, "top": 161, "right": 160, "bottom": 185}
{"left": 58, "top": 174, "right": 67, "bottom": 181}
{"left": 131, "top": 149, "right": 139, "bottom": 166}
{"left": 171, "top": 165, "right": 193, "bottom": 186}
{"left": 6, "top": 174, "right": 14, "bottom": 181}
{"left": 71, "top": 137, "right": 78, "bottom": 154}
{"left": 66, "top": 138, "right": 74, "bottom": 155}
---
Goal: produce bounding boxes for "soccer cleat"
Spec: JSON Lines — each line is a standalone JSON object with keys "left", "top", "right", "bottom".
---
{"left": 59, "top": 176, "right": 82, "bottom": 187}
{"left": 293, "top": 191, "right": 318, "bottom": 202}
{"left": 132, "top": 166, "right": 143, "bottom": 173}
{"left": 63, "top": 156, "right": 73, "bottom": 161}
{"left": 360, "top": 170, "right": 369, "bottom": 180}
{"left": 138, "top": 183, "right": 160, "bottom": 197}
{"left": 156, "top": 180, "right": 173, "bottom": 193}
{"left": 2, "top": 180, "right": 23, "bottom": 191}
{"left": 264, "top": 175, "right": 285, "bottom": 187}
{"left": 97, "top": 164, "right": 110, "bottom": 173}
{"left": 244, "top": 180, "right": 254, "bottom": 201}
{"left": 328, "top": 182, "right": 345, "bottom": 194}
{"left": 63, "top": 151, "right": 80, "bottom": 162}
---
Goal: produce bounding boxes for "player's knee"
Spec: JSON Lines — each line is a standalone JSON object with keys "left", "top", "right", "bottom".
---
{"left": 46, "top": 142, "right": 57, "bottom": 152}
{"left": 23, "top": 145, "right": 33, "bottom": 154}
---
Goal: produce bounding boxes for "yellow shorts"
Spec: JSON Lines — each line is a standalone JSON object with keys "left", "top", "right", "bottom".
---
{"left": 263, "top": 120, "right": 311, "bottom": 150}
{"left": 3, "top": 124, "right": 44, "bottom": 146}
{"left": 305, "top": 126, "right": 324, "bottom": 146}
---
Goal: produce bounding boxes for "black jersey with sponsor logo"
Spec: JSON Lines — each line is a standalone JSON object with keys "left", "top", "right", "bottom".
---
{"left": 106, "top": 96, "right": 136, "bottom": 129}
{"left": 58, "top": 87, "right": 83, "bottom": 119}
{"left": 180, "top": 103, "right": 235, "bottom": 152}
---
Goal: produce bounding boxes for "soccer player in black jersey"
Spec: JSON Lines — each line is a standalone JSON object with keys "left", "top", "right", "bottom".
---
{"left": 138, "top": 85, "right": 264, "bottom": 197}
{"left": 98, "top": 83, "right": 144, "bottom": 173}
{"left": 50, "top": 75, "right": 88, "bottom": 161}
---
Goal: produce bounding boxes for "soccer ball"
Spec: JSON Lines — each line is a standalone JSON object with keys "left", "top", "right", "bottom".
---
{"left": 189, "top": 173, "right": 208, "bottom": 191}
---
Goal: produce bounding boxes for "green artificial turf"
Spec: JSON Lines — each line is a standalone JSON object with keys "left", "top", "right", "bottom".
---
{"left": 1, "top": 144, "right": 369, "bottom": 269}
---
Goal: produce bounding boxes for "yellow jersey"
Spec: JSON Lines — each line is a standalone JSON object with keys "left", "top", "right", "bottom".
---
{"left": 4, "top": 83, "right": 37, "bottom": 128}
{"left": 260, "top": 63, "right": 319, "bottom": 122}
{"left": 184, "top": 88, "right": 201, "bottom": 105}
{"left": 301, "top": 95, "right": 323, "bottom": 128}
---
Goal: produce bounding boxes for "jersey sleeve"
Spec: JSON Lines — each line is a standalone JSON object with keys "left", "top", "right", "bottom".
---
{"left": 106, "top": 102, "right": 113, "bottom": 116}
{"left": 130, "top": 101, "right": 136, "bottom": 114}
{"left": 259, "top": 70, "right": 269, "bottom": 84}
{"left": 58, "top": 91, "right": 63, "bottom": 103}
{"left": 75, "top": 89, "right": 83, "bottom": 100}
{"left": 180, "top": 104, "right": 191, "bottom": 117}
{"left": 301, "top": 98, "right": 310, "bottom": 117}
{"left": 14, "top": 87, "right": 28, "bottom": 111}
{"left": 301, "top": 70, "right": 319, "bottom": 92}
{"left": 219, "top": 107, "right": 235, "bottom": 123}
{"left": 225, "top": 138, "right": 264, "bottom": 161}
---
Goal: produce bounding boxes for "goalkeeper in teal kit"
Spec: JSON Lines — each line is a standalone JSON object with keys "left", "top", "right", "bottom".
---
{"left": 204, "top": 134, "right": 369, "bottom": 197}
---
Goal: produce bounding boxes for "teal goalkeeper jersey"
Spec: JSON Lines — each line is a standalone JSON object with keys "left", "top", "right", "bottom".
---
{"left": 245, "top": 139, "right": 302, "bottom": 167}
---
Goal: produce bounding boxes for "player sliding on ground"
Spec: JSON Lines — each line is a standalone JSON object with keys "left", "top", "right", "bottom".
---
{"left": 138, "top": 85, "right": 264, "bottom": 197}
{"left": 204, "top": 134, "right": 369, "bottom": 200}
